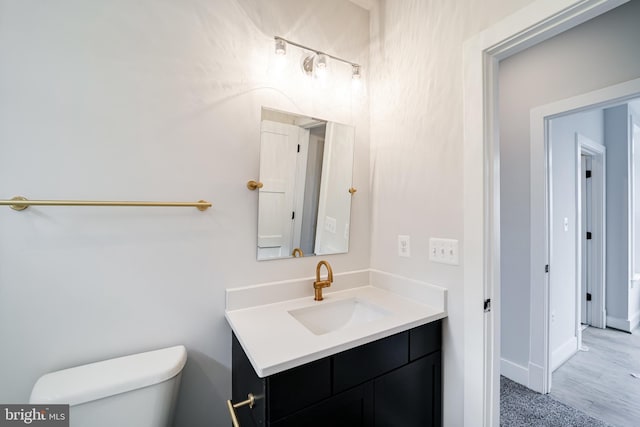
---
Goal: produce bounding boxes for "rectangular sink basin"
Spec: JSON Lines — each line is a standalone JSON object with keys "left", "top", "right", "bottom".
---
{"left": 288, "top": 298, "right": 390, "bottom": 335}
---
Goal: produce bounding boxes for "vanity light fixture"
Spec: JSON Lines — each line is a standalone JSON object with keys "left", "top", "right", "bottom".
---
{"left": 273, "top": 36, "right": 361, "bottom": 81}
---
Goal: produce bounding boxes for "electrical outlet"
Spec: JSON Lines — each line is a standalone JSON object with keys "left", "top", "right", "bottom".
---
{"left": 398, "top": 235, "right": 411, "bottom": 257}
{"left": 429, "top": 238, "right": 459, "bottom": 265}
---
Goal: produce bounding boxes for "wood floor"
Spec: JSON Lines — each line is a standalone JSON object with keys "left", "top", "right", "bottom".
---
{"left": 550, "top": 326, "right": 640, "bottom": 427}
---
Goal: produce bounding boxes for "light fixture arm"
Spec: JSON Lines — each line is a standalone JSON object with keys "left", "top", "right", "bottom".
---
{"left": 274, "top": 36, "right": 360, "bottom": 69}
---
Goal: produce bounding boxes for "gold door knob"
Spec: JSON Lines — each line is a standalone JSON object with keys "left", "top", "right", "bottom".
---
{"left": 348, "top": 187, "right": 357, "bottom": 194}
{"left": 247, "top": 180, "right": 264, "bottom": 191}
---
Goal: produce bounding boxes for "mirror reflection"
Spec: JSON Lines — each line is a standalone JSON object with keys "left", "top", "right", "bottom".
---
{"left": 257, "top": 108, "right": 355, "bottom": 261}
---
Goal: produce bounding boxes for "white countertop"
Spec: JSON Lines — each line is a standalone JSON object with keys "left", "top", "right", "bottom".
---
{"left": 225, "top": 271, "right": 447, "bottom": 377}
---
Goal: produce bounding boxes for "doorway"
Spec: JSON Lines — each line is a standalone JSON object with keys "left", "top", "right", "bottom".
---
{"left": 533, "top": 93, "right": 640, "bottom": 393}
{"left": 545, "top": 114, "right": 607, "bottom": 377}
{"left": 578, "top": 136, "right": 606, "bottom": 330}
{"left": 462, "top": 0, "right": 636, "bottom": 424}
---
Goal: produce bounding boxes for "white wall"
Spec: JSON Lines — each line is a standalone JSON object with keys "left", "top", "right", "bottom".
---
{"left": 0, "top": 1, "right": 370, "bottom": 425}
{"left": 367, "top": 0, "right": 537, "bottom": 425}
{"left": 499, "top": 0, "right": 640, "bottom": 377}
{"left": 548, "top": 110, "right": 603, "bottom": 368}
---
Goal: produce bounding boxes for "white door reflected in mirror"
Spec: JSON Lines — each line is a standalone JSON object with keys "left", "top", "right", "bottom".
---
{"left": 257, "top": 108, "right": 355, "bottom": 261}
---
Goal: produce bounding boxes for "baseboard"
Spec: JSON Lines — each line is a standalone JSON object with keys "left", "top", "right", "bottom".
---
{"left": 501, "top": 358, "right": 528, "bottom": 386}
{"left": 528, "top": 362, "right": 545, "bottom": 393}
{"left": 607, "top": 315, "right": 632, "bottom": 332}
{"left": 551, "top": 336, "right": 577, "bottom": 372}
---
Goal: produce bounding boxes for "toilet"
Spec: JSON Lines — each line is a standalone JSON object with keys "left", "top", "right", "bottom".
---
{"left": 29, "top": 345, "right": 187, "bottom": 427}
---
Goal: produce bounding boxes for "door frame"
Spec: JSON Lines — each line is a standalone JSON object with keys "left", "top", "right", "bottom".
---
{"left": 629, "top": 112, "right": 640, "bottom": 313}
{"left": 528, "top": 77, "right": 640, "bottom": 393}
{"left": 580, "top": 154, "right": 591, "bottom": 325}
{"left": 462, "top": 0, "right": 629, "bottom": 425}
{"left": 577, "top": 134, "right": 606, "bottom": 331}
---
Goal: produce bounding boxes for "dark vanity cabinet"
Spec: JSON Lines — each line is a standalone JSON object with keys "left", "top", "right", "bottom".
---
{"left": 231, "top": 320, "right": 442, "bottom": 427}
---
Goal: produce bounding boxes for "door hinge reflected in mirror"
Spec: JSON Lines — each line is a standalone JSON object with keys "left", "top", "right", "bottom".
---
{"left": 484, "top": 299, "right": 491, "bottom": 313}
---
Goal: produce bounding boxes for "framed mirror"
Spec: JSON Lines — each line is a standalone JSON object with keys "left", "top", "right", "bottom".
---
{"left": 256, "top": 107, "right": 355, "bottom": 261}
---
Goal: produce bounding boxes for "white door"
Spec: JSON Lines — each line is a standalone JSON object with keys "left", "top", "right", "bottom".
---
{"left": 257, "top": 121, "right": 300, "bottom": 259}
{"left": 314, "top": 122, "right": 355, "bottom": 255}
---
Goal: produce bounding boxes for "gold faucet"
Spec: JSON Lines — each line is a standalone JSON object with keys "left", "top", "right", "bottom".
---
{"left": 313, "top": 260, "right": 333, "bottom": 301}
{"left": 292, "top": 247, "right": 304, "bottom": 258}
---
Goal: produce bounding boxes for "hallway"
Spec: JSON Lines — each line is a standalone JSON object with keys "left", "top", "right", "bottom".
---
{"left": 550, "top": 326, "right": 640, "bottom": 427}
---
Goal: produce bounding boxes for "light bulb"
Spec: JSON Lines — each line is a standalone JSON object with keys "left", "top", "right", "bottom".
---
{"left": 316, "top": 54, "right": 327, "bottom": 69}
{"left": 302, "top": 55, "right": 314, "bottom": 76}
{"left": 315, "top": 54, "right": 328, "bottom": 79}
{"left": 275, "top": 37, "right": 286, "bottom": 56}
{"left": 352, "top": 65, "right": 361, "bottom": 80}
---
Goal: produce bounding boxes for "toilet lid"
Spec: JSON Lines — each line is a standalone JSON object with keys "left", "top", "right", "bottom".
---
{"left": 29, "top": 345, "right": 187, "bottom": 406}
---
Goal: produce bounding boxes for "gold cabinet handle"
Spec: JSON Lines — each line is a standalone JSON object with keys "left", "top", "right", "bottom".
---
{"left": 226, "top": 393, "right": 255, "bottom": 427}
{"left": 247, "top": 180, "right": 264, "bottom": 191}
{"left": 348, "top": 187, "right": 357, "bottom": 194}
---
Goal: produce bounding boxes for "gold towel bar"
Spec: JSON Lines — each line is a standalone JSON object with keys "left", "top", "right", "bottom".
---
{"left": 0, "top": 196, "right": 211, "bottom": 211}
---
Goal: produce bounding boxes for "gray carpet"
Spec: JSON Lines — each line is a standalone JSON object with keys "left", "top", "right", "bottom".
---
{"left": 500, "top": 376, "right": 610, "bottom": 426}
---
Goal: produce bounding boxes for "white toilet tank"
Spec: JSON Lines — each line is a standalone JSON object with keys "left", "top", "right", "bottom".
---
{"left": 29, "top": 345, "right": 187, "bottom": 427}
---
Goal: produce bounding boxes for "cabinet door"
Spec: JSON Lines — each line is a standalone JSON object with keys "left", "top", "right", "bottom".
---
{"left": 333, "top": 331, "right": 408, "bottom": 393}
{"left": 232, "top": 335, "right": 266, "bottom": 426}
{"left": 374, "top": 351, "right": 441, "bottom": 427}
{"left": 268, "top": 358, "right": 331, "bottom": 421}
{"left": 271, "top": 383, "right": 373, "bottom": 427}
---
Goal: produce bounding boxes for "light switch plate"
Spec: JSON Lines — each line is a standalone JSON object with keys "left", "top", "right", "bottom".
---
{"left": 398, "top": 235, "right": 411, "bottom": 257}
{"left": 429, "top": 238, "right": 459, "bottom": 265}
{"left": 325, "top": 216, "right": 337, "bottom": 234}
